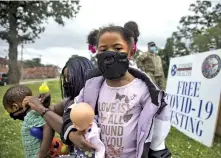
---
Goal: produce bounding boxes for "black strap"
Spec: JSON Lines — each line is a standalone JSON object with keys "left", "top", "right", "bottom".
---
{"left": 94, "top": 78, "right": 105, "bottom": 115}
{"left": 148, "top": 148, "right": 172, "bottom": 158}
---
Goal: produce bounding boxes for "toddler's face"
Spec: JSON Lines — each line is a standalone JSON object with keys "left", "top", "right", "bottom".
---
{"left": 5, "top": 101, "right": 23, "bottom": 114}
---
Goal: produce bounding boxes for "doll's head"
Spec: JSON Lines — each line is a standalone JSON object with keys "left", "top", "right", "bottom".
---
{"left": 70, "top": 102, "right": 95, "bottom": 132}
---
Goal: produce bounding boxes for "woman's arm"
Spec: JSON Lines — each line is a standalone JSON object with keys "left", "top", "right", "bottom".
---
{"left": 41, "top": 99, "right": 68, "bottom": 133}
{"left": 60, "top": 89, "right": 96, "bottom": 150}
{"left": 22, "top": 96, "right": 65, "bottom": 134}
{"left": 50, "top": 99, "right": 68, "bottom": 116}
{"left": 22, "top": 95, "right": 96, "bottom": 150}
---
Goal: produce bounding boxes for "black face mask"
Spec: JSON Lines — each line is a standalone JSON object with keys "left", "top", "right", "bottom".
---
{"left": 96, "top": 51, "right": 129, "bottom": 80}
{"left": 63, "top": 81, "right": 75, "bottom": 98}
{"left": 10, "top": 107, "right": 30, "bottom": 121}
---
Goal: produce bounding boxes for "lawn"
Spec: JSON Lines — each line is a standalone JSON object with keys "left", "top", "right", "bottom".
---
{"left": 0, "top": 81, "right": 221, "bottom": 158}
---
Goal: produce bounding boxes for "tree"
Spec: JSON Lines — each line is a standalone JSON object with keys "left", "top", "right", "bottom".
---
{"left": 177, "top": 0, "right": 221, "bottom": 52}
{"left": 159, "top": 1, "right": 221, "bottom": 77}
{"left": 23, "top": 57, "right": 44, "bottom": 68}
{"left": 158, "top": 38, "right": 175, "bottom": 78}
{"left": 171, "top": 32, "right": 190, "bottom": 56}
{"left": 191, "top": 23, "right": 221, "bottom": 52}
{"left": 0, "top": 1, "right": 80, "bottom": 84}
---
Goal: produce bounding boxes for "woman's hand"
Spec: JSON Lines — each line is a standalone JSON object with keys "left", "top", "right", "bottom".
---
{"left": 69, "top": 131, "right": 97, "bottom": 151}
{"left": 22, "top": 96, "right": 45, "bottom": 113}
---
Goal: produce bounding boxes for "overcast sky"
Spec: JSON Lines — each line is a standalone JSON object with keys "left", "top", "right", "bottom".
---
{"left": 0, "top": 0, "right": 195, "bottom": 68}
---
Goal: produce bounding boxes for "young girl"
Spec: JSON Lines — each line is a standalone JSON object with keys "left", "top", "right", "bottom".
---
{"left": 61, "top": 24, "right": 171, "bottom": 158}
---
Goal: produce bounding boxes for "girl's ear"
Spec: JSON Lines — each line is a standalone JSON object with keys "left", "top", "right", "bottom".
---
{"left": 128, "top": 45, "right": 136, "bottom": 60}
{"left": 128, "top": 52, "right": 133, "bottom": 60}
{"left": 128, "top": 37, "right": 136, "bottom": 59}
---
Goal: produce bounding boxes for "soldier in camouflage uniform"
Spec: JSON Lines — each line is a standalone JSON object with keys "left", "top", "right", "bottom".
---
{"left": 136, "top": 50, "right": 156, "bottom": 83}
{"left": 136, "top": 42, "right": 165, "bottom": 89}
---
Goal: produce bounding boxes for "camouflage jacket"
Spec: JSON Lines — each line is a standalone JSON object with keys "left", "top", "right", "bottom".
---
{"left": 136, "top": 52, "right": 155, "bottom": 72}
{"left": 136, "top": 52, "right": 164, "bottom": 76}
{"left": 154, "top": 55, "right": 164, "bottom": 77}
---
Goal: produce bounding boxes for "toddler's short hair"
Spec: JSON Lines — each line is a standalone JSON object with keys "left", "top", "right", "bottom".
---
{"left": 3, "top": 85, "right": 32, "bottom": 109}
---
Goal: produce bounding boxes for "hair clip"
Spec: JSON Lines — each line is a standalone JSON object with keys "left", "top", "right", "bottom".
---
{"left": 88, "top": 45, "right": 96, "bottom": 54}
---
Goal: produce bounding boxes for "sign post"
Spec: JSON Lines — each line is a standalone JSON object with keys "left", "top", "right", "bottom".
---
{"left": 166, "top": 49, "right": 221, "bottom": 147}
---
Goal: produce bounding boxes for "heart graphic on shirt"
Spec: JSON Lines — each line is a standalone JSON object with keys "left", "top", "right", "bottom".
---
{"left": 115, "top": 92, "right": 125, "bottom": 101}
{"left": 123, "top": 114, "right": 133, "bottom": 123}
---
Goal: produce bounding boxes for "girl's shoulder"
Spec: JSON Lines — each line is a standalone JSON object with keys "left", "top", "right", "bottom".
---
{"left": 134, "top": 78, "right": 150, "bottom": 100}
{"left": 134, "top": 78, "right": 149, "bottom": 90}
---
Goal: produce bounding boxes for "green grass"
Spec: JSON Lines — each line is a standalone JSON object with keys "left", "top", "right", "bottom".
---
{"left": 0, "top": 81, "right": 221, "bottom": 158}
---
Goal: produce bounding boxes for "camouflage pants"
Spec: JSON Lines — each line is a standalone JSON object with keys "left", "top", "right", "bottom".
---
{"left": 155, "top": 76, "right": 165, "bottom": 90}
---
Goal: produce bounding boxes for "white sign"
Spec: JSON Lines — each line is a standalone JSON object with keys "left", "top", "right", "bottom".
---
{"left": 166, "top": 49, "right": 221, "bottom": 147}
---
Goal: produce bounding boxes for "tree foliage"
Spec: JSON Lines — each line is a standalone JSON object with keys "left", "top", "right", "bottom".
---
{"left": 158, "top": 0, "right": 221, "bottom": 76}
{"left": 0, "top": 1, "right": 80, "bottom": 84}
{"left": 178, "top": 0, "right": 221, "bottom": 52}
{"left": 158, "top": 38, "right": 174, "bottom": 78}
{"left": 23, "top": 57, "right": 43, "bottom": 68}
{"left": 191, "top": 23, "right": 221, "bottom": 52}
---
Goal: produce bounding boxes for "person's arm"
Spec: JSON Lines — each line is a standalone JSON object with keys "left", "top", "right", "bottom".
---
{"left": 140, "top": 85, "right": 171, "bottom": 158}
{"left": 22, "top": 96, "right": 64, "bottom": 134}
{"left": 137, "top": 52, "right": 148, "bottom": 62}
{"left": 60, "top": 89, "right": 96, "bottom": 150}
{"left": 22, "top": 92, "right": 96, "bottom": 150}
{"left": 49, "top": 99, "right": 68, "bottom": 116}
{"left": 38, "top": 124, "right": 54, "bottom": 158}
{"left": 39, "top": 106, "right": 63, "bottom": 134}
{"left": 60, "top": 90, "right": 84, "bottom": 144}
{"left": 60, "top": 101, "right": 74, "bottom": 145}
{"left": 40, "top": 99, "right": 68, "bottom": 133}
{"left": 159, "top": 57, "right": 165, "bottom": 78}
{"left": 136, "top": 53, "right": 149, "bottom": 71}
